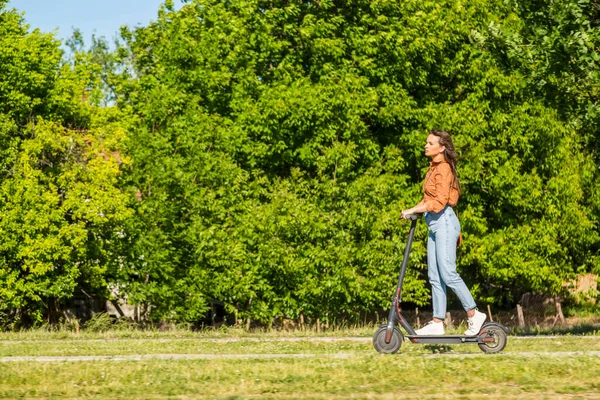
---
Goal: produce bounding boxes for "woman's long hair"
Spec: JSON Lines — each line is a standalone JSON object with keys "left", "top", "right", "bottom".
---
{"left": 430, "top": 129, "right": 461, "bottom": 194}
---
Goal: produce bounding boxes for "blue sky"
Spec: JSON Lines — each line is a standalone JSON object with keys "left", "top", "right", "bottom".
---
{"left": 8, "top": 0, "right": 182, "bottom": 45}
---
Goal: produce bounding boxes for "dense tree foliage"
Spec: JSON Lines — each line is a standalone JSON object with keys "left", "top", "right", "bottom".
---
{"left": 1, "top": 0, "right": 598, "bottom": 326}
{"left": 0, "top": 2, "right": 131, "bottom": 326}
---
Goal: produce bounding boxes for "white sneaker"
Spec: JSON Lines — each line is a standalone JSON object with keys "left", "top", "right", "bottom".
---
{"left": 464, "top": 310, "right": 487, "bottom": 336}
{"left": 415, "top": 321, "right": 445, "bottom": 335}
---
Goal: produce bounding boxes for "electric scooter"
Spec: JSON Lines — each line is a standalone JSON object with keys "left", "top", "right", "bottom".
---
{"left": 373, "top": 214, "right": 508, "bottom": 354}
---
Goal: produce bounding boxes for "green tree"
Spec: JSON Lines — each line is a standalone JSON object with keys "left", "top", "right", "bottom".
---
{"left": 3, "top": 0, "right": 598, "bottom": 327}
{"left": 113, "top": 0, "right": 599, "bottom": 324}
{"left": 0, "top": 3, "right": 131, "bottom": 325}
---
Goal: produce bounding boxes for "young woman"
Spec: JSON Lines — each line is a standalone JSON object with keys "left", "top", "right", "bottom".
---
{"left": 401, "top": 130, "right": 486, "bottom": 336}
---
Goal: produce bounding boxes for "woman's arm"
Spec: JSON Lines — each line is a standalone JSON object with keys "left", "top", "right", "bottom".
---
{"left": 401, "top": 199, "right": 427, "bottom": 219}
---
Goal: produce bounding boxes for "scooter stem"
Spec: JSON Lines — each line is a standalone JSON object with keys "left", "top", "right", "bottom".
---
{"left": 385, "top": 216, "right": 419, "bottom": 343}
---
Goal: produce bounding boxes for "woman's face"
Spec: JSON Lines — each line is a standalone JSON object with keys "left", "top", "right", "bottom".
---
{"left": 424, "top": 134, "right": 445, "bottom": 159}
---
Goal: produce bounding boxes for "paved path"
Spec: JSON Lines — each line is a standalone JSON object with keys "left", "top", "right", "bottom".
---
{"left": 1, "top": 335, "right": 597, "bottom": 344}
{"left": 1, "top": 336, "right": 598, "bottom": 363}
{"left": 0, "top": 353, "right": 351, "bottom": 362}
{"left": 1, "top": 351, "right": 600, "bottom": 363}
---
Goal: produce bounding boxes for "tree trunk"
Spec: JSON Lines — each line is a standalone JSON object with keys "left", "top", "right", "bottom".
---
{"left": 245, "top": 297, "right": 253, "bottom": 331}
{"left": 211, "top": 303, "right": 216, "bottom": 328}
{"left": 516, "top": 304, "right": 525, "bottom": 328}
{"left": 555, "top": 297, "right": 566, "bottom": 325}
{"left": 415, "top": 307, "right": 420, "bottom": 328}
{"left": 445, "top": 312, "right": 453, "bottom": 329}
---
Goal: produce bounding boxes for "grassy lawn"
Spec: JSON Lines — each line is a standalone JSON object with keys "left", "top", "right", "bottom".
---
{"left": 1, "top": 334, "right": 600, "bottom": 357}
{"left": 1, "top": 353, "right": 599, "bottom": 399}
{"left": 0, "top": 328, "right": 599, "bottom": 398}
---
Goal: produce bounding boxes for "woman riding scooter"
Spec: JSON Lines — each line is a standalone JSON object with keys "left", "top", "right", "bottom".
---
{"left": 401, "top": 130, "right": 486, "bottom": 336}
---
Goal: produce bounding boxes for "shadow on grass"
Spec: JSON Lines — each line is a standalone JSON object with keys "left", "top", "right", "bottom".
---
{"left": 423, "top": 344, "right": 454, "bottom": 354}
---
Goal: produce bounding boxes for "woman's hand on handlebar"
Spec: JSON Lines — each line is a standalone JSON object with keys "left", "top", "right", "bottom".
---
{"left": 402, "top": 202, "right": 428, "bottom": 219}
{"left": 401, "top": 209, "right": 414, "bottom": 220}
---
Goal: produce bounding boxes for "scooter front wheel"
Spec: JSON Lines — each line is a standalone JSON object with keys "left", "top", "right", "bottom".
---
{"left": 373, "top": 324, "right": 404, "bottom": 354}
{"left": 478, "top": 324, "right": 508, "bottom": 354}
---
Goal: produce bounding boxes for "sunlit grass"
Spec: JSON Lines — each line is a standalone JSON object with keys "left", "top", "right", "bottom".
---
{"left": 1, "top": 354, "right": 599, "bottom": 399}
{"left": 0, "top": 334, "right": 599, "bottom": 357}
{"left": 1, "top": 325, "right": 599, "bottom": 398}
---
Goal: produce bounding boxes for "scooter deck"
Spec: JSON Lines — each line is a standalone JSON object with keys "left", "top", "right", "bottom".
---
{"left": 406, "top": 335, "right": 484, "bottom": 344}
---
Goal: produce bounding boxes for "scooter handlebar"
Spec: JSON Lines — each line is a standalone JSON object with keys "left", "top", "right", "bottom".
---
{"left": 404, "top": 213, "right": 419, "bottom": 221}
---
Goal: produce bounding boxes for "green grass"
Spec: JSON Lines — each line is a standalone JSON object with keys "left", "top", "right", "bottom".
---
{"left": 1, "top": 354, "right": 599, "bottom": 399}
{"left": 0, "top": 329, "right": 600, "bottom": 398}
{"left": 0, "top": 324, "right": 380, "bottom": 341}
{"left": 0, "top": 335, "right": 600, "bottom": 357}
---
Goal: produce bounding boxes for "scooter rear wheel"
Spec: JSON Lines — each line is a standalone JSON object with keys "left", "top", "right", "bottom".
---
{"left": 373, "top": 324, "right": 403, "bottom": 354}
{"left": 478, "top": 324, "right": 507, "bottom": 354}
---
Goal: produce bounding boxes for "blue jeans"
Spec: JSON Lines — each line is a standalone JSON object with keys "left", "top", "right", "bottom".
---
{"left": 424, "top": 206, "right": 476, "bottom": 320}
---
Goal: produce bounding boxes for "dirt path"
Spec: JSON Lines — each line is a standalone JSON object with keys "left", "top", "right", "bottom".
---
{"left": 1, "top": 335, "right": 597, "bottom": 344}
{"left": 1, "top": 351, "right": 599, "bottom": 363}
